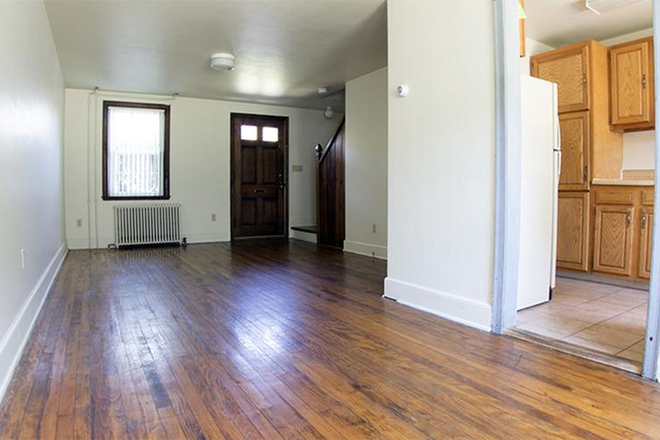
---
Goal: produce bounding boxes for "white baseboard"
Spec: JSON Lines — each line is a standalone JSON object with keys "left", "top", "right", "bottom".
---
{"left": 344, "top": 240, "right": 388, "bottom": 260}
{"left": 290, "top": 229, "right": 317, "bottom": 244}
{"left": 66, "top": 231, "right": 230, "bottom": 249}
{"left": 383, "top": 277, "right": 491, "bottom": 331}
{"left": 0, "top": 243, "right": 68, "bottom": 404}
{"left": 184, "top": 232, "right": 230, "bottom": 244}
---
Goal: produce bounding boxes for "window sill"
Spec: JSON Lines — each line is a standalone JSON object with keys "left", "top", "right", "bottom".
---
{"left": 102, "top": 196, "right": 171, "bottom": 201}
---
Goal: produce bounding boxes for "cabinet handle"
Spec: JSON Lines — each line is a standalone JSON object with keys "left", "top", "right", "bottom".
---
{"left": 583, "top": 166, "right": 588, "bottom": 182}
{"left": 626, "top": 213, "right": 632, "bottom": 228}
{"left": 642, "top": 212, "right": 647, "bottom": 229}
{"left": 583, "top": 74, "right": 588, "bottom": 87}
{"left": 642, "top": 74, "right": 647, "bottom": 89}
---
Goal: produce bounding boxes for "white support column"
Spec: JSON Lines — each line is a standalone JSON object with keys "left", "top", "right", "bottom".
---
{"left": 491, "top": 0, "right": 522, "bottom": 333}
{"left": 642, "top": 0, "right": 660, "bottom": 381}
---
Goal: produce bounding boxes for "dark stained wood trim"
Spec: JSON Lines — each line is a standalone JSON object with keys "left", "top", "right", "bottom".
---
{"left": 102, "top": 100, "right": 171, "bottom": 201}
{"left": 316, "top": 119, "right": 345, "bottom": 248}
{"left": 318, "top": 118, "right": 345, "bottom": 164}
{"left": 230, "top": 113, "right": 289, "bottom": 240}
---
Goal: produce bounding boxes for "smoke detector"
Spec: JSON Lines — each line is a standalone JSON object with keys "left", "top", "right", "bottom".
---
{"left": 585, "top": 0, "right": 643, "bottom": 15}
{"left": 210, "top": 53, "right": 235, "bottom": 71}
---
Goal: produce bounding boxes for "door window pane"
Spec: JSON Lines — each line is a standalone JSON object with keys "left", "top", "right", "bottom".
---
{"left": 241, "top": 125, "right": 258, "bottom": 141}
{"left": 263, "top": 127, "right": 279, "bottom": 142}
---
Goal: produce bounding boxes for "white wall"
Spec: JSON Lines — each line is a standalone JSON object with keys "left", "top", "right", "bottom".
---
{"left": 384, "top": 0, "right": 495, "bottom": 330}
{"left": 601, "top": 28, "right": 655, "bottom": 172}
{"left": 345, "top": 67, "right": 388, "bottom": 259}
{"left": 0, "top": 1, "right": 66, "bottom": 401}
{"left": 64, "top": 89, "right": 339, "bottom": 249}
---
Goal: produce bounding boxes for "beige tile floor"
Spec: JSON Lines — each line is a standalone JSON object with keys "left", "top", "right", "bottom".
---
{"left": 516, "top": 277, "right": 648, "bottom": 364}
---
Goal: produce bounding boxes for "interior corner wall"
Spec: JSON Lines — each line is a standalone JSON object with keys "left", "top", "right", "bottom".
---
{"left": 0, "top": 1, "right": 67, "bottom": 403}
{"left": 384, "top": 0, "right": 496, "bottom": 330}
{"left": 63, "top": 89, "right": 339, "bottom": 249}
{"left": 345, "top": 67, "right": 388, "bottom": 260}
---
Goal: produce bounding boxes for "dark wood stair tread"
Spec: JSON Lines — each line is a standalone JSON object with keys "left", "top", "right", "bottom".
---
{"left": 291, "top": 225, "right": 317, "bottom": 234}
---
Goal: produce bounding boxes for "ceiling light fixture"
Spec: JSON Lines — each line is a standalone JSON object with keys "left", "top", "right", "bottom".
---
{"left": 210, "top": 53, "right": 235, "bottom": 71}
{"left": 318, "top": 87, "right": 328, "bottom": 95}
{"left": 585, "top": 0, "right": 643, "bottom": 15}
{"left": 324, "top": 106, "right": 335, "bottom": 120}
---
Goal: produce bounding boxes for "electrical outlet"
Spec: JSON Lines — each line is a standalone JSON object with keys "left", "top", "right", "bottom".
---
{"left": 372, "top": 224, "right": 377, "bottom": 234}
{"left": 76, "top": 219, "right": 83, "bottom": 228}
{"left": 211, "top": 213, "right": 217, "bottom": 222}
{"left": 20, "top": 249, "right": 25, "bottom": 269}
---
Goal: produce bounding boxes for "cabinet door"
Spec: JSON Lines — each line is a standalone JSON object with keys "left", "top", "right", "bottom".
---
{"left": 532, "top": 45, "right": 589, "bottom": 113}
{"left": 611, "top": 39, "right": 653, "bottom": 127}
{"left": 557, "top": 192, "right": 589, "bottom": 272}
{"left": 559, "top": 112, "right": 590, "bottom": 191}
{"left": 639, "top": 207, "right": 654, "bottom": 279}
{"left": 593, "top": 205, "right": 634, "bottom": 276}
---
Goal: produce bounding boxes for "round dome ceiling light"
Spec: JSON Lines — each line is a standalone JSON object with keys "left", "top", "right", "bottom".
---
{"left": 210, "top": 53, "right": 235, "bottom": 71}
{"left": 324, "top": 106, "right": 335, "bottom": 120}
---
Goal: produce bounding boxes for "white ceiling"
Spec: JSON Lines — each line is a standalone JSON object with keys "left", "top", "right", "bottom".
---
{"left": 526, "top": 0, "right": 652, "bottom": 48}
{"left": 44, "top": 0, "right": 387, "bottom": 110}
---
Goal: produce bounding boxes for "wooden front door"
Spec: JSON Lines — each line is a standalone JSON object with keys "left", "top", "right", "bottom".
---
{"left": 231, "top": 114, "right": 288, "bottom": 238}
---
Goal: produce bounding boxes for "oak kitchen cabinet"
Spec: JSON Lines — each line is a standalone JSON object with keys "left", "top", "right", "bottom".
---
{"left": 639, "top": 190, "right": 654, "bottom": 279}
{"left": 610, "top": 37, "right": 655, "bottom": 131}
{"left": 532, "top": 40, "right": 623, "bottom": 193}
{"left": 557, "top": 192, "right": 590, "bottom": 272}
{"left": 558, "top": 112, "right": 590, "bottom": 191}
{"left": 532, "top": 39, "right": 624, "bottom": 273}
{"left": 591, "top": 185, "right": 654, "bottom": 281}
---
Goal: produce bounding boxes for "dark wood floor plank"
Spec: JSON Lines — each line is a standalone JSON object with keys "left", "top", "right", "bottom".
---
{"left": 2, "top": 240, "right": 660, "bottom": 440}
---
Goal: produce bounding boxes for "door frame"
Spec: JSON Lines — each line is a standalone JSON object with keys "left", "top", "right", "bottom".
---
{"left": 229, "top": 113, "right": 290, "bottom": 240}
{"left": 491, "top": 0, "right": 660, "bottom": 380}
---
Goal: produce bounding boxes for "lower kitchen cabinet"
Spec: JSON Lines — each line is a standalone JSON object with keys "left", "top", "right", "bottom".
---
{"left": 588, "top": 185, "right": 654, "bottom": 280}
{"left": 592, "top": 204, "right": 634, "bottom": 276}
{"left": 557, "top": 191, "right": 590, "bottom": 272}
{"left": 639, "top": 206, "right": 654, "bottom": 279}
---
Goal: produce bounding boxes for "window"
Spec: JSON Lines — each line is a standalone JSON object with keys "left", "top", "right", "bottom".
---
{"left": 102, "top": 101, "right": 171, "bottom": 200}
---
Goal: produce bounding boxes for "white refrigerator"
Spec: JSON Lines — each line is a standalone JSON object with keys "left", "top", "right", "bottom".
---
{"left": 517, "top": 75, "right": 561, "bottom": 311}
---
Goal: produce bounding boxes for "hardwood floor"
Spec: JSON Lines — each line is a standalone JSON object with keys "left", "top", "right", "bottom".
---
{"left": 1, "top": 240, "right": 660, "bottom": 439}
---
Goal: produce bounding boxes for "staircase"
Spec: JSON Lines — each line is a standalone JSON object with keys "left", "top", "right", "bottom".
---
{"left": 315, "top": 119, "right": 346, "bottom": 248}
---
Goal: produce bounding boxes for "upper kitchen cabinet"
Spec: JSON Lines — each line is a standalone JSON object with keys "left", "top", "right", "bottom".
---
{"left": 558, "top": 111, "right": 590, "bottom": 191}
{"left": 610, "top": 37, "right": 655, "bottom": 131}
{"left": 531, "top": 41, "right": 591, "bottom": 113}
{"left": 532, "top": 40, "right": 623, "bottom": 184}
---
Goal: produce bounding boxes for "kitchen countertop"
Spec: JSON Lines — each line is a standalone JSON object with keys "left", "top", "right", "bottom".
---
{"left": 591, "top": 178, "right": 655, "bottom": 187}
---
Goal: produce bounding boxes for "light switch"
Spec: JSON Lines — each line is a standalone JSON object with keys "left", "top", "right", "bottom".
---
{"left": 292, "top": 165, "right": 303, "bottom": 172}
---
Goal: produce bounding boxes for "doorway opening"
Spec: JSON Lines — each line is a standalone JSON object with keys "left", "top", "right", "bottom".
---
{"left": 230, "top": 114, "right": 289, "bottom": 239}
{"left": 493, "top": 0, "right": 657, "bottom": 377}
